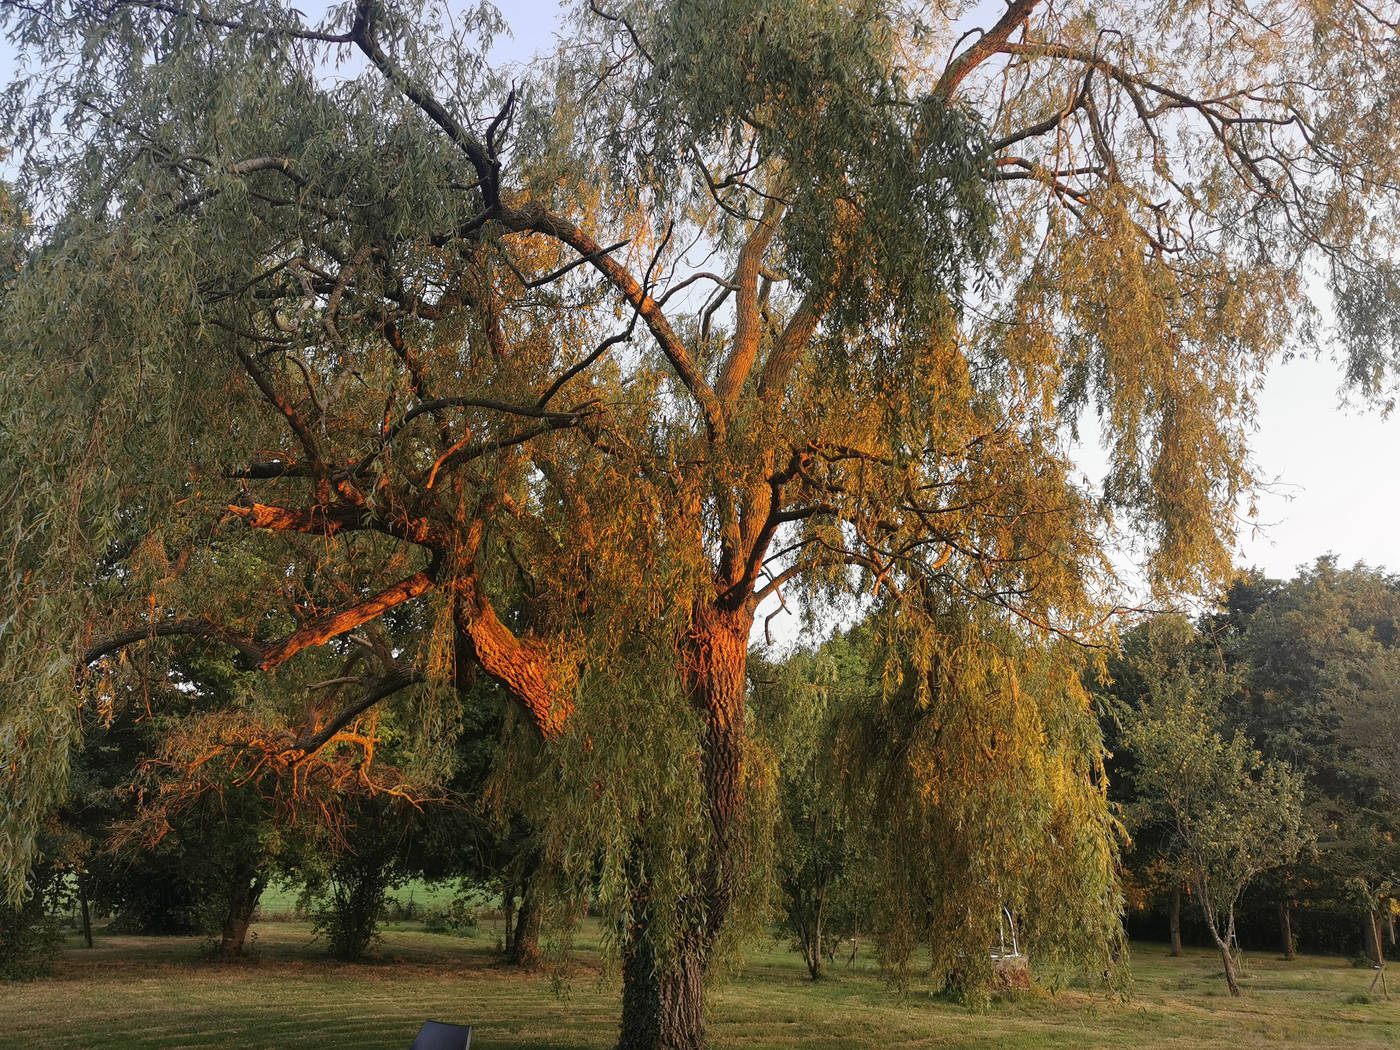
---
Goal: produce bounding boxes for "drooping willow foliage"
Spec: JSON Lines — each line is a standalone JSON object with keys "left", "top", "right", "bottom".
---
{"left": 844, "top": 599, "right": 1125, "bottom": 995}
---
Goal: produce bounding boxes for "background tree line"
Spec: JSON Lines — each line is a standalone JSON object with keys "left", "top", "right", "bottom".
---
{"left": 750, "top": 557, "right": 1400, "bottom": 999}
{"left": 1, "top": 640, "right": 550, "bottom": 971}
{"left": 1097, "top": 559, "right": 1400, "bottom": 990}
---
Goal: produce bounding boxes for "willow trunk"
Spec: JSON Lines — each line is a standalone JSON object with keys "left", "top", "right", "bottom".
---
{"left": 218, "top": 871, "right": 266, "bottom": 957}
{"left": 616, "top": 601, "right": 751, "bottom": 1050}
{"left": 508, "top": 882, "right": 543, "bottom": 967}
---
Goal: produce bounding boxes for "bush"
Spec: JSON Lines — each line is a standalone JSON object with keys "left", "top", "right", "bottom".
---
{"left": 422, "top": 895, "right": 478, "bottom": 936}
{"left": 0, "top": 879, "right": 64, "bottom": 980}
{"left": 312, "top": 866, "right": 395, "bottom": 960}
{"left": 94, "top": 846, "right": 211, "bottom": 935}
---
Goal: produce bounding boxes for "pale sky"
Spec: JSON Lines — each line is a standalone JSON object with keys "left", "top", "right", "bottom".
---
{"left": 1237, "top": 355, "right": 1397, "bottom": 580}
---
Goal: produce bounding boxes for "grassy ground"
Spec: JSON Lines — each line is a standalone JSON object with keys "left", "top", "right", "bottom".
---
{"left": 3, "top": 919, "right": 1398, "bottom": 1050}
{"left": 256, "top": 878, "right": 484, "bottom": 919}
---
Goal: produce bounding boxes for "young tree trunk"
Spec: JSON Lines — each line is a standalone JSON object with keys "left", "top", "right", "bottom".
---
{"left": 218, "top": 871, "right": 267, "bottom": 957}
{"left": 1279, "top": 899, "right": 1296, "bottom": 960}
{"left": 1218, "top": 937, "right": 1242, "bottom": 996}
{"left": 1169, "top": 887, "right": 1182, "bottom": 957}
{"left": 794, "top": 896, "right": 825, "bottom": 980}
{"left": 808, "top": 901, "right": 824, "bottom": 980}
{"left": 1213, "top": 904, "right": 1243, "bottom": 997}
{"left": 783, "top": 876, "right": 826, "bottom": 979}
{"left": 615, "top": 600, "right": 752, "bottom": 1050}
{"left": 1365, "top": 910, "right": 1385, "bottom": 966}
{"left": 79, "top": 891, "right": 93, "bottom": 949}
{"left": 1197, "top": 881, "right": 1241, "bottom": 997}
{"left": 502, "top": 880, "right": 517, "bottom": 952}
{"left": 77, "top": 870, "right": 94, "bottom": 949}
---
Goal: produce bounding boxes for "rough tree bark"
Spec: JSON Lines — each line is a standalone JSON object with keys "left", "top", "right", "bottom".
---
{"left": 218, "top": 870, "right": 268, "bottom": 957}
{"left": 618, "top": 889, "right": 707, "bottom": 1050}
{"left": 499, "top": 848, "right": 544, "bottom": 966}
{"left": 508, "top": 882, "right": 543, "bottom": 967}
{"left": 616, "top": 600, "right": 753, "bottom": 1050}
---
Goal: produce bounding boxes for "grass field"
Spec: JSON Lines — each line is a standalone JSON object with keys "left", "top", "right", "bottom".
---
{"left": 3, "top": 916, "right": 1398, "bottom": 1050}
{"left": 255, "top": 878, "right": 486, "bottom": 920}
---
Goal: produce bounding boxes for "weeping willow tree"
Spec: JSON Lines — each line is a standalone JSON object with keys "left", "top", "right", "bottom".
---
{"left": 843, "top": 599, "right": 1125, "bottom": 999}
{"left": 3, "top": 0, "right": 1400, "bottom": 1046}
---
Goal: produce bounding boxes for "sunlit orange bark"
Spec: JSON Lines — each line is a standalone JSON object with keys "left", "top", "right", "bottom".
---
{"left": 685, "top": 600, "right": 751, "bottom": 880}
{"left": 258, "top": 571, "right": 436, "bottom": 670}
{"left": 227, "top": 502, "right": 368, "bottom": 535}
{"left": 453, "top": 582, "right": 574, "bottom": 738}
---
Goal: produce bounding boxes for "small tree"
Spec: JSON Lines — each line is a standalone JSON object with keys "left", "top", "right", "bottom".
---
{"left": 1123, "top": 645, "right": 1309, "bottom": 996}
{"left": 307, "top": 795, "right": 416, "bottom": 960}
{"left": 752, "top": 635, "right": 868, "bottom": 980}
{"left": 0, "top": 824, "right": 70, "bottom": 980}
{"left": 1212, "top": 564, "right": 1400, "bottom": 963}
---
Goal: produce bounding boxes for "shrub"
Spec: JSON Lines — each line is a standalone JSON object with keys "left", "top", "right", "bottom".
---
{"left": 311, "top": 864, "right": 397, "bottom": 960}
{"left": 422, "top": 895, "right": 478, "bottom": 936}
{"left": 0, "top": 878, "right": 64, "bottom": 980}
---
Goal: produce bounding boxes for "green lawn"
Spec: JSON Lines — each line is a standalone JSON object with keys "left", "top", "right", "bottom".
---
{"left": 255, "top": 878, "right": 485, "bottom": 920}
{"left": 3, "top": 920, "right": 1398, "bottom": 1049}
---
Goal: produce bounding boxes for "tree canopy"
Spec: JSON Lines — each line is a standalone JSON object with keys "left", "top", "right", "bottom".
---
{"left": 1107, "top": 615, "right": 1309, "bottom": 995}
{"left": 1099, "top": 563, "right": 1400, "bottom": 975}
{"left": 4, "top": 1, "right": 1400, "bottom": 1045}
{"left": 1214, "top": 562, "right": 1400, "bottom": 956}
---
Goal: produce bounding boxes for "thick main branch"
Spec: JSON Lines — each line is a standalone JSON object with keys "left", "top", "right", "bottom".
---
{"left": 453, "top": 582, "right": 574, "bottom": 738}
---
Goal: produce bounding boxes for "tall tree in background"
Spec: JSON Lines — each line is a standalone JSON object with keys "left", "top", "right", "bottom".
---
{"left": 1125, "top": 686, "right": 1308, "bottom": 996}
{"left": 1211, "top": 563, "right": 1400, "bottom": 964}
{"left": 1097, "top": 619, "right": 1195, "bottom": 956}
{"left": 1103, "top": 570, "right": 1400, "bottom": 965}
{"left": 1110, "top": 615, "right": 1309, "bottom": 996}
{"left": 5, "top": 1, "right": 1400, "bottom": 1046}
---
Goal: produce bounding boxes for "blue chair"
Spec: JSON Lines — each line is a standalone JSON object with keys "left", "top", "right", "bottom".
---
{"left": 409, "top": 1020, "right": 472, "bottom": 1050}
